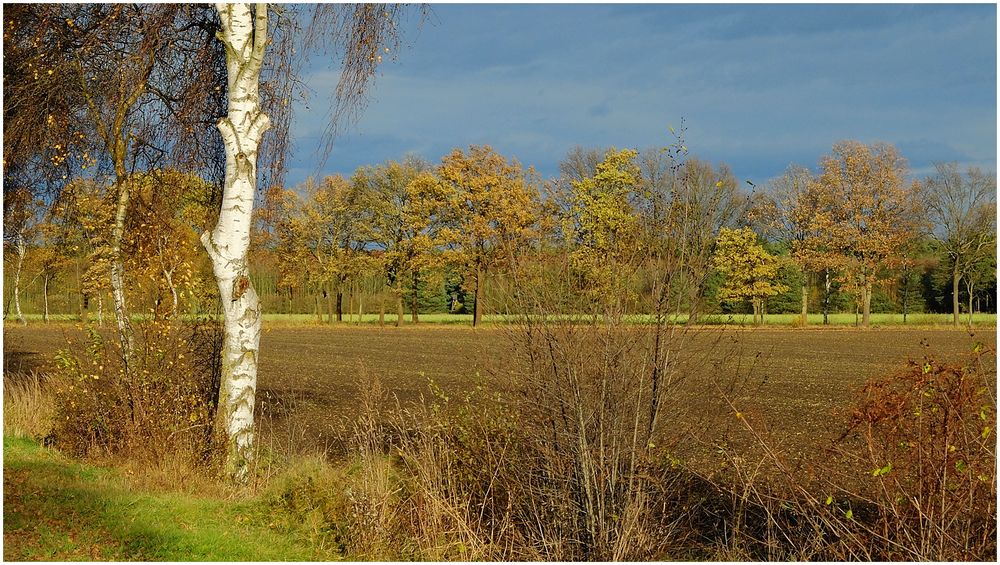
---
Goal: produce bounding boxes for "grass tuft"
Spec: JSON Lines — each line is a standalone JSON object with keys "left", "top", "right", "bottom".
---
{"left": 3, "top": 372, "right": 58, "bottom": 440}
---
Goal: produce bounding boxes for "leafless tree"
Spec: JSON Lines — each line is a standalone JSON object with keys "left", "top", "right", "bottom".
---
{"left": 923, "top": 162, "right": 997, "bottom": 326}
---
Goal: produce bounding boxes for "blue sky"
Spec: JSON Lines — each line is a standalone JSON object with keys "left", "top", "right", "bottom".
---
{"left": 286, "top": 4, "right": 996, "bottom": 188}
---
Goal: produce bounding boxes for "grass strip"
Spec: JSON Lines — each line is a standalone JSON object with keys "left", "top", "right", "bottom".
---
{"left": 2, "top": 436, "right": 332, "bottom": 561}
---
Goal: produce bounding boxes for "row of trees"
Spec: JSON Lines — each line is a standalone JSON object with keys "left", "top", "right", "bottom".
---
{"left": 7, "top": 141, "right": 996, "bottom": 330}
{"left": 258, "top": 140, "right": 1000, "bottom": 327}
{"left": 757, "top": 146, "right": 995, "bottom": 326}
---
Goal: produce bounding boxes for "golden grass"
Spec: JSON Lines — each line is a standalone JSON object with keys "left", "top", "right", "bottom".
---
{"left": 3, "top": 372, "right": 58, "bottom": 440}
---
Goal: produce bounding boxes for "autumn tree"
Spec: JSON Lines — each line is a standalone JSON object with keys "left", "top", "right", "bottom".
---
{"left": 438, "top": 145, "right": 542, "bottom": 327}
{"left": 758, "top": 164, "right": 819, "bottom": 325}
{"left": 48, "top": 179, "right": 116, "bottom": 323}
{"left": 273, "top": 175, "right": 365, "bottom": 324}
{"left": 31, "top": 220, "right": 75, "bottom": 323}
{"left": 561, "top": 148, "right": 642, "bottom": 310}
{"left": 960, "top": 248, "right": 997, "bottom": 326}
{"left": 808, "top": 141, "right": 922, "bottom": 327}
{"left": 5, "top": 4, "right": 228, "bottom": 359}
{"left": 127, "top": 170, "right": 214, "bottom": 318}
{"left": 664, "top": 157, "right": 745, "bottom": 321}
{"left": 354, "top": 155, "right": 447, "bottom": 326}
{"left": 203, "top": 3, "right": 413, "bottom": 475}
{"left": 923, "top": 162, "right": 997, "bottom": 326}
{"left": 712, "top": 227, "right": 787, "bottom": 324}
{"left": 7, "top": 3, "right": 416, "bottom": 473}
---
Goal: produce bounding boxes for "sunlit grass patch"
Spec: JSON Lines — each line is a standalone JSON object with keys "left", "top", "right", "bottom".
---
{"left": 2, "top": 436, "right": 333, "bottom": 561}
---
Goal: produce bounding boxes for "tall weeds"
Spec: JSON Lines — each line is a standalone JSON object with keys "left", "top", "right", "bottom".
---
{"left": 3, "top": 371, "right": 60, "bottom": 440}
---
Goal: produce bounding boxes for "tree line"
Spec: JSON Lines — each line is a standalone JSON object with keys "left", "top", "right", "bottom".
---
{"left": 6, "top": 138, "right": 997, "bottom": 328}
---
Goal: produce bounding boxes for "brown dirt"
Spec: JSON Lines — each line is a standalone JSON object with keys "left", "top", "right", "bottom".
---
{"left": 4, "top": 323, "right": 994, "bottom": 458}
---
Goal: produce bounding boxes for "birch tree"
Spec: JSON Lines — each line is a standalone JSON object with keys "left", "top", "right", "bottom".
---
{"left": 4, "top": 4, "right": 227, "bottom": 359}
{"left": 3, "top": 187, "right": 37, "bottom": 325}
{"left": 206, "top": 3, "right": 408, "bottom": 475}
{"left": 201, "top": 3, "right": 272, "bottom": 475}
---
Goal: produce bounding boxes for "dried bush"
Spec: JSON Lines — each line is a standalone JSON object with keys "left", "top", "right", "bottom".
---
{"left": 704, "top": 343, "right": 997, "bottom": 561}
{"left": 50, "top": 319, "right": 224, "bottom": 468}
{"left": 834, "top": 343, "right": 997, "bottom": 560}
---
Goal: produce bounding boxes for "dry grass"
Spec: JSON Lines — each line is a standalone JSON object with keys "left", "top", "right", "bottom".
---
{"left": 3, "top": 371, "right": 59, "bottom": 440}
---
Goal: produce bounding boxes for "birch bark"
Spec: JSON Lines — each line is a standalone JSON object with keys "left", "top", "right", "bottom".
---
{"left": 204, "top": 2, "right": 270, "bottom": 476}
{"left": 13, "top": 235, "right": 27, "bottom": 325}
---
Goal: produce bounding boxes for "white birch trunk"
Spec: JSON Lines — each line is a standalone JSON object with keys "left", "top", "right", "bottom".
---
{"left": 157, "top": 237, "right": 179, "bottom": 318}
{"left": 110, "top": 182, "right": 134, "bottom": 358}
{"left": 205, "top": 2, "right": 270, "bottom": 477}
{"left": 13, "top": 235, "right": 26, "bottom": 325}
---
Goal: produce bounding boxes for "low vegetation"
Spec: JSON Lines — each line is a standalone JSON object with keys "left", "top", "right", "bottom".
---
{"left": 5, "top": 320, "right": 995, "bottom": 560}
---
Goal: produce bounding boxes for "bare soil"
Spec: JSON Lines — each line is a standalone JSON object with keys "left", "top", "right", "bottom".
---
{"left": 4, "top": 323, "right": 994, "bottom": 458}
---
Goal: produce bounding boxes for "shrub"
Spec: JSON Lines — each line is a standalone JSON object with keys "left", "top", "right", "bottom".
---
{"left": 50, "top": 319, "right": 223, "bottom": 468}
{"left": 706, "top": 343, "right": 998, "bottom": 561}
{"left": 834, "top": 343, "right": 997, "bottom": 560}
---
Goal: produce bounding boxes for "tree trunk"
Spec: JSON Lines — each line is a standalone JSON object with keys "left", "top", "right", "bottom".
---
{"left": 347, "top": 281, "right": 354, "bottom": 323}
{"left": 901, "top": 273, "right": 909, "bottom": 324}
{"left": 81, "top": 293, "right": 90, "bottom": 325}
{"left": 862, "top": 282, "right": 872, "bottom": 327}
{"left": 822, "top": 269, "right": 831, "bottom": 325}
{"left": 751, "top": 298, "right": 760, "bottom": 325}
{"left": 357, "top": 286, "right": 363, "bottom": 325}
{"left": 314, "top": 293, "right": 322, "bottom": 323}
{"left": 410, "top": 271, "right": 419, "bottom": 323}
{"left": 336, "top": 289, "right": 343, "bottom": 322}
{"left": 42, "top": 275, "right": 50, "bottom": 323}
{"left": 13, "top": 235, "right": 26, "bottom": 325}
{"left": 326, "top": 287, "right": 334, "bottom": 324}
{"left": 163, "top": 268, "right": 179, "bottom": 318}
{"left": 97, "top": 294, "right": 104, "bottom": 327}
{"left": 109, "top": 179, "right": 134, "bottom": 361}
{"left": 379, "top": 294, "right": 385, "bottom": 327}
{"left": 203, "top": 2, "right": 271, "bottom": 478}
{"left": 966, "top": 280, "right": 974, "bottom": 328}
{"left": 395, "top": 292, "right": 404, "bottom": 327}
{"left": 800, "top": 275, "right": 808, "bottom": 326}
{"left": 473, "top": 263, "right": 483, "bottom": 327}
{"left": 952, "top": 264, "right": 961, "bottom": 327}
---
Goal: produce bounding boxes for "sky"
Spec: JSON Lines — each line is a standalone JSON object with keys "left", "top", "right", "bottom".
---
{"left": 285, "top": 4, "right": 997, "bottom": 189}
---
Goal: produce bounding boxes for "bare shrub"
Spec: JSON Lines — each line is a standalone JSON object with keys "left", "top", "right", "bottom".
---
{"left": 703, "top": 344, "right": 997, "bottom": 561}
{"left": 833, "top": 344, "right": 997, "bottom": 560}
{"left": 50, "top": 319, "right": 224, "bottom": 470}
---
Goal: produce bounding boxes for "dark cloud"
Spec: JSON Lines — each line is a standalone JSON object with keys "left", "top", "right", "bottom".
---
{"left": 286, "top": 4, "right": 996, "bottom": 186}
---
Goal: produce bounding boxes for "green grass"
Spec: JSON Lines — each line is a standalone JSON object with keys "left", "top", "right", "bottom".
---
{"left": 2, "top": 436, "right": 338, "bottom": 561}
{"left": 690, "top": 312, "right": 997, "bottom": 327}
{"left": 9, "top": 311, "right": 996, "bottom": 327}
{"left": 257, "top": 311, "right": 996, "bottom": 327}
